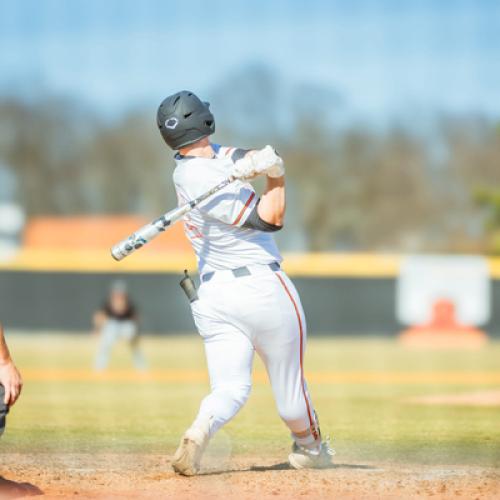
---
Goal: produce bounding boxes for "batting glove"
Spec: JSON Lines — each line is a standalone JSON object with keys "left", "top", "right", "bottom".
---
{"left": 231, "top": 145, "right": 284, "bottom": 180}
{"left": 252, "top": 145, "right": 284, "bottom": 178}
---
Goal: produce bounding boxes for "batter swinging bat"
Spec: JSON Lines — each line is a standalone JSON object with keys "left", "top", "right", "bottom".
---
{"left": 111, "top": 176, "right": 235, "bottom": 261}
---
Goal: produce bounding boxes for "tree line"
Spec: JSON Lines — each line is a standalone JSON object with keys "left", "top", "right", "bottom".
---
{"left": 1, "top": 69, "right": 499, "bottom": 254}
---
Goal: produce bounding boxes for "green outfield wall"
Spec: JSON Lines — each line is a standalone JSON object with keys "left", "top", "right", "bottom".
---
{"left": 1, "top": 270, "right": 499, "bottom": 336}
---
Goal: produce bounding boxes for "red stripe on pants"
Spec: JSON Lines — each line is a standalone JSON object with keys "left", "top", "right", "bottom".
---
{"left": 275, "top": 273, "right": 318, "bottom": 440}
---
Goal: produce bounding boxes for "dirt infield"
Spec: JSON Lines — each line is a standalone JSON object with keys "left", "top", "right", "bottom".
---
{"left": 2, "top": 453, "right": 499, "bottom": 499}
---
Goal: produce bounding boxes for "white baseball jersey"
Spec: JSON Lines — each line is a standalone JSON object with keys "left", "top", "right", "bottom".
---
{"left": 173, "top": 144, "right": 282, "bottom": 275}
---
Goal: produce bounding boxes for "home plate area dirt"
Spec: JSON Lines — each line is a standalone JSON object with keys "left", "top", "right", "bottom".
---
{"left": 1, "top": 454, "right": 499, "bottom": 499}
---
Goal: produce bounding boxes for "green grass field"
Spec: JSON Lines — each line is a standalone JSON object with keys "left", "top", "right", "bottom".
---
{"left": 3, "top": 333, "right": 500, "bottom": 468}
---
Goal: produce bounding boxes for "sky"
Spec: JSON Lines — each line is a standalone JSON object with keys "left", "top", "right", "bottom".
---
{"left": 0, "top": 0, "right": 499, "bottom": 122}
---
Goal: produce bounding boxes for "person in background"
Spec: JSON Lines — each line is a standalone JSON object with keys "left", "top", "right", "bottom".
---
{"left": 93, "top": 281, "right": 147, "bottom": 371}
{"left": 1, "top": 322, "right": 42, "bottom": 497}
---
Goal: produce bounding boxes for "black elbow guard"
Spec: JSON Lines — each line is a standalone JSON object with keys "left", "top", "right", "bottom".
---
{"left": 242, "top": 204, "right": 283, "bottom": 232}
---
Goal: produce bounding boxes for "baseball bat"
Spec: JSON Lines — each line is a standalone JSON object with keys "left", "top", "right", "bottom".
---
{"left": 111, "top": 176, "right": 235, "bottom": 261}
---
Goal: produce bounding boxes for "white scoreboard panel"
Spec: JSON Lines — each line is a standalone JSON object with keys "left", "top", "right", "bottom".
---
{"left": 396, "top": 255, "right": 490, "bottom": 326}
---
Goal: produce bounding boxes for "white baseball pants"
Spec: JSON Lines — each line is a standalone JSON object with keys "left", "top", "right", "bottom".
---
{"left": 190, "top": 264, "right": 319, "bottom": 441}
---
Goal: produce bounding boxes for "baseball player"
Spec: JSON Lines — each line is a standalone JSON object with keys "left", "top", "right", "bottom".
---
{"left": 157, "top": 91, "right": 333, "bottom": 475}
{"left": 93, "top": 281, "right": 147, "bottom": 371}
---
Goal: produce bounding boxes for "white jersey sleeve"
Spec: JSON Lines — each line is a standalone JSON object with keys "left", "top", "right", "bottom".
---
{"left": 199, "top": 179, "right": 257, "bottom": 227}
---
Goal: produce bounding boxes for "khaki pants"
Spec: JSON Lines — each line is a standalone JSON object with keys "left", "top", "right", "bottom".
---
{"left": 94, "top": 319, "right": 147, "bottom": 371}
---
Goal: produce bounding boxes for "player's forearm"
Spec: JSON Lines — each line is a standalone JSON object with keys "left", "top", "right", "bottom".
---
{"left": 0, "top": 322, "right": 23, "bottom": 406}
{"left": 257, "top": 175, "right": 285, "bottom": 226}
{"left": 93, "top": 311, "right": 107, "bottom": 330}
{"left": 0, "top": 325, "right": 12, "bottom": 364}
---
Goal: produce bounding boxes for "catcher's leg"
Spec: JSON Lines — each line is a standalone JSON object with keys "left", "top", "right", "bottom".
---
{"left": 119, "top": 321, "right": 147, "bottom": 371}
{"left": 172, "top": 322, "right": 254, "bottom": 476}
{"left": 0, "top": 384, "right": 7, "bottom": 436}
{"left": 130, "top": 338, "right": 147, "bottom": 371}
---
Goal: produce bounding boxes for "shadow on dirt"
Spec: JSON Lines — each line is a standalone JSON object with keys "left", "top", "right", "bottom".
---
{"left": 200, "top": 462, "right": 378, "bottom": 476}
{"left": 250, "top": 462, "right": 378, "bottom": 472}
{"left": 0, "top": 476, "right": 43, "bottom": 498}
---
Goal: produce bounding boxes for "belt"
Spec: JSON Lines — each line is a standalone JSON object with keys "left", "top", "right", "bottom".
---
{"left": 201, "top": 262, "right": 280, "bottom": 283}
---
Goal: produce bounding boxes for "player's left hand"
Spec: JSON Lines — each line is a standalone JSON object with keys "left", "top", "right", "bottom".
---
{"left": 0, "top": 360, "right": 23, "bottom": 406}
{"left": 231, "top": 145, "right": 284, "bottom": 180}
{"left": 254, "top": 145, "right": 284, "bottom": 178}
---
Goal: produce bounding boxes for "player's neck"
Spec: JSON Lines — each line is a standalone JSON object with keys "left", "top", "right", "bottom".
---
{"left": 178, "top": 138, "right": 213, "bottom": 158}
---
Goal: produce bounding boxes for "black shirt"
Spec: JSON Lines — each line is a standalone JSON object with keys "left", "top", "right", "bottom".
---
{"left": 102, "top": 300, "right": 136, "bottom": 321}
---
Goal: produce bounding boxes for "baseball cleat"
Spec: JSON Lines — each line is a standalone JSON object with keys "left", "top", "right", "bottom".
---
{"left": 288, "top": 439, "right": 335, "bottom": 470}
{"left": 171, "top": 423, "right": 210, "bottom": 476}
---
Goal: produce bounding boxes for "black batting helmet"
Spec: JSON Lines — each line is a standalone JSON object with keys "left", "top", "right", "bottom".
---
{"left": 157, "top": 91, "right": 215, "bottom": 150}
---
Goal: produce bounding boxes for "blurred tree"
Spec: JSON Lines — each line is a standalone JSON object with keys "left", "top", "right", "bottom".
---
{"left": 208, "top": 63, "right": 281, "bottom": 144}
{"left": 1, "top": 69, "right": 499, "bottom": 254}
{"left": 444, "top": 116, "right": 500, "bottom": 253}
{"left": 285, "top": 124, "right": 435, "bottom": 252}
{"left": 0, "top": 99, "right": 174, "bottom": 216}
{"left": 475, "top": 188, "right": 500, "bottom": 255}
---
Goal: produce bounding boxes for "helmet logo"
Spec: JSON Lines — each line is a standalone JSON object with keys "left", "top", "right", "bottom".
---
{"left": 165, "top": 117, "right": 179, "bottom": 129}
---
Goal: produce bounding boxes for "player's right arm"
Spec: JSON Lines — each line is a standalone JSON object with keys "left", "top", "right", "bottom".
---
{"left": 256, "top": 174, "right": 285, "bottom": 227}
{"left": 0, "top": 323, "right": 22, "bottom": 406}
{"left": 230, "top": 146, "right": 286, "bottom": 230}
